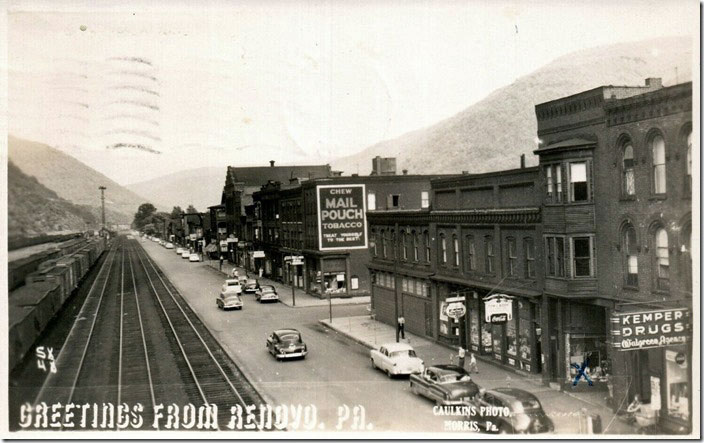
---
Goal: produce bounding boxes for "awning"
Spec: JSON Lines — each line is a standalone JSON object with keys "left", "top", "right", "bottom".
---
{"left": 533, "top": 137, "right": 596, "bottom": 154}
{"left": 431, "top": 273, "right": 542, "bottom": 298}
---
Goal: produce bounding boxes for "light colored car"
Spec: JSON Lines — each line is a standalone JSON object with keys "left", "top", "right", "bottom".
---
{"left": 165, "top": 242, "right": 174, "bottom": 249}
{"left": 221, "top": 279, "right": 242, "bottom": 293}
{"left": 176, "top": 247, "right": 185, "bottom": 254}
{"left": 217, "top": 292, "right": 243, "bottom": 310}
{"left": 243, "top": 278, "right": 260, "bottom": 293}
{"left": 181, "top": 250, "right": 191, "bottom": 259}
{"left": 256, "top": 285, "right": 279, "bottom": 303}
{"left": 189, "top": 253, "right": 200, "bottom": 262}
{"left": 370, "top": 342, "right": 424, "bottom": 377}
{"left": 266, "top": 329, "right": 307, "bottom": 360}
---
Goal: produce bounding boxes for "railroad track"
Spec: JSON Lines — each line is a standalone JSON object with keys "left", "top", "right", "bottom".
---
{"left": 27, "top": 236, "right": 266, "bottom": 431}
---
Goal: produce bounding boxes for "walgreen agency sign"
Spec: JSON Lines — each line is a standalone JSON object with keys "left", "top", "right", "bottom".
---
{"left": 611, "top": 308, "right": 690, "bottom": 351}
{"left": 317, "top": 184, "right": 367, "bottom": 251}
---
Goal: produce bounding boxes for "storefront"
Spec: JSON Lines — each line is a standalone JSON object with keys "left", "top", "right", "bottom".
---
{"left": 305, "top": 254, "right": 349, "bottom": 297}
{"left": 610, "top": 306, "right": 692, "bottom": 434}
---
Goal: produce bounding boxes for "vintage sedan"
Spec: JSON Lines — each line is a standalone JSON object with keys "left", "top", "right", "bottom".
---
{"left": 470, "top": 388, "right": 554, "bottom": 434}
{"left": 216, "top": 291, "right": 243, "bottom": 310}
{"left": 188, "top": 253, "right": 201, "bottom": 262}
{"left": 165, "top": 242, "right": 174, "bottom": 249}
{"left": 370, "top": 343, "right": 424, "bottom": 377}
{"left": 409, "top": 365, "right": 479, "bottom": 405}
{"left": 176, "top": 247, "right": 185, "bottom": 255}
{"left": 266, "top": 329, "right": 307, "bottom": 360}
{"left": 256, "top": 285, "right": 279, "bottom": 303}
{"left": 221, "top": 279, "right": 242, "bottom": 294}
{"left": 243, "top": 278, "right": 260, "bottom": 294}
{"left": 181, "top": 250, "right": 190, "bottom": 259}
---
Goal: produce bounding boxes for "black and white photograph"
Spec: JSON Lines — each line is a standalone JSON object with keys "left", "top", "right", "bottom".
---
{"left": 1, "top": 0, "right": 700, "bottom": 437}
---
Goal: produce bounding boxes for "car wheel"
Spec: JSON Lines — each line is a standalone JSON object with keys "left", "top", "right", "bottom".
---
{"left": 386, "top": 369, "right": 392, "bottom": 378}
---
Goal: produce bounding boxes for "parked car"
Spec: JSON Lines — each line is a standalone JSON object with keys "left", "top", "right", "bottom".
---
{"left": 243, "top": 278, "right": 260, "bottom": 293}
{"left": 409, "top": 365, "right": 479, "bottom": 405}
{"left": 176, "top": 247, "right": 185, "bottom": 255}
{"left": 165, "top": 242, "right": 174, "bottom": 249}
{"left": 189, "top": 253, "right": 200, "bottom": 262}
{"left": 266, "top": 329, "right": 307, "bottom": 360}
{"left": 217, "top": 291, "right": 243, "bottom": 310}
{"left": 469, "top": 388, "right": 554, "bottom": 434}
{"left": 255, "top": 285, "right": 279, "bottom": 303}
{"left": 221, "top": 279, "right": 242, "bottom": 294}
{"left": 181, "top": 250, "right": 191, "bottom": 259}
{"left": 370, "top": 342, "right": 424, "bottom": 377}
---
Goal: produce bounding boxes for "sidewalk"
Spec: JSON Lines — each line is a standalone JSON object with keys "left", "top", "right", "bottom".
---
{"left": 204, "top": 259, "right": 370, "bottom": 308}
{"left": 321, "top": 315, "right": 638, "bottom": 435}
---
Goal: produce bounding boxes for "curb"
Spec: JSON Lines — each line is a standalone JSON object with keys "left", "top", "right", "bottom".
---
{"left": 319, "top": 319, "right": 377, "bottom": 350}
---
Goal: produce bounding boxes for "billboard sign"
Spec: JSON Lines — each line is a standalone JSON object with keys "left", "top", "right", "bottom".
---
{"left": 611, "top": 308, "right": 690, "bottom": 351}
{"left": 317, "top": 184, "right": 367, "bottom": 251}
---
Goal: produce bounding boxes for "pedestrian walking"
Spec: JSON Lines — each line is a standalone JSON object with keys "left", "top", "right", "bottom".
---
{"left": 219, "top": 255, "right": 224, "bottom": 271}
{"left": 458, "top": 346, "right": 466, "bottom": 369}
{"left": 468, "top": 352, "right": 478, "bottom": 374}
{"left": 397, "top": 316, "right": 405, "bottom": 339}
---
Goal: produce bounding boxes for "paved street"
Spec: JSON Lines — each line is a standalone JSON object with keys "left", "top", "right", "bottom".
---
{"left": 142, "top": 239, "right": 636, "bottom": 435}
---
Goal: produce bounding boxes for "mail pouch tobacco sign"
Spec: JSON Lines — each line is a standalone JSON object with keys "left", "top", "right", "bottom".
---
{"left": 611, "top": 308, "right": 690, "bottom": 351}
{"left": 317, "top": 184, "right": 367, "bottom": 251}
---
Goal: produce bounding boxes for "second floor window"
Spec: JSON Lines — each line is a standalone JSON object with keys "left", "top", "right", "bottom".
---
{"left": 524, "top": 237, "right": 535, "bottom": 278}
{"left": 421, "top": 191, "right": 430, "bottom": 208}
{"left": 424, "top": 231, "right": 431, "bottom": 262}
{"left": 622, "top": 144, "right": 635, "bottom": 196}
{"left": 413, "top": 232, "right": 419, "bottom": 262}
{"left": 453, "top": 235, "right": 460, "bottom": 267}
{"left": 381, "top": 230, "right": 387, "bottom": 258}
{"left": 465, "top": 235, "right": 476, "bottom": 271}
{"left": 440, "top": 234, "right": 447, "bottom": 264}
{"left": 402, "top": 232, "right": 408, "bottom": 260}
{"left": 485, "top": 237, "right": 494, "bottom": 273}
{"left": 570, "top": 162, "right": 588, "bottom": 202}
{"left": 367, "top": 192, "right": 376, "bottom": 211}
{"left": 546, "top": 236, "right": 565, "bottom": 277}
{"left": 623, "top": 224, "right": 638, "bottom": 286}
{"left": 572, "top": 236, "right": 593, "bottom": 277}
{"left": 655, "top": 228, "right": 669, "bottom": 291}
{"left": 506, "top": 237, "right": 517, "bottom": 276}
{"left": 652, "top": 135, "right": 666, "bottom": 194}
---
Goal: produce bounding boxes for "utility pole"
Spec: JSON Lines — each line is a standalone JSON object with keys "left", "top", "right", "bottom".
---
{"left": 98, "top": 186, "right": 106, "bottom": 234}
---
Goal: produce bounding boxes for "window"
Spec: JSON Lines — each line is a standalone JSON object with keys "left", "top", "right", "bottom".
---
{"left": 453, "top": 235, "right": 460, "bottom": 267}
{"left": 556, "top": 164, "right": 562, "bottom": 202}
{"left": 524, "top": 237, "right": 535, "bottom": 278}
{"left": 424, "top": 231, "right": 431, "bottom": 262}
{"left": 389, "top": 194, "right": 400, "bottom": 208}
{"left": 570, "top": 162, "right": 588, "bottom": 201}
{"left": 401, "top": 231, "right": 408, "bottom": 260}
{"left": 421, "top": 191, "right": 430, "bottom": 208}
{"left": 485, "top": 236, "right": 494, "bottom": 273}
{"left": 572, "top": 237, "right": 593, "bottom": 277}
{"left": 623, "top": 225, "right": 638, "bottom": 286}
{"left": 381, "top": 230, "right": 387, "bottom": 258}
{"left": 371, "top": 230, "right": 377, "bottom": 256}
{"left": 651, "top": 135, "right": 666, "bottom": 194}
{"left": 545, "top": 236, "right": 565, "bottom": 277}
{"left": 506, "top": 237, "right": 517, "bottom": 276}
{"left": 556, "top": 237, "right": 565, "bottom": 277}
{"left": 367, "top": 192, "right": 376, "bottom": 211}
{"left": 413, "top": 232, "right": 419, "bottom": 262}
{"left": 655, "top": 228, "right": 669, "bottom": 291}
{"left": 390, "top": 230, "right": 396, "bottom": 259}
{"left": 545, "top": 164, "right": 563, "bottom": 203}
{"left": 546, "top": 237, "right": 555, "bottom": 276}
{"left": 546, "top": 166, "right": 553, "bottom": 199}
{"left": 440, "top": 234, "right": 447, "bottom": 264}
{"left": 465, "top": 235, "right": 476, "bottom": 271}
{"left": 622, "top": 143, "right": 635, "bottom": 196}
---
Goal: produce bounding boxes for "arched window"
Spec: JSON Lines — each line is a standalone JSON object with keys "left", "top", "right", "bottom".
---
{"left": 523, "top": 237, "right": 535, "bottom": 278}
{"left": 622, "top": 143, "right": 635, "bottom": 195}
{"left": 623, "top": 224, "right": 638, "bottom": 286}
{"left": 506, "top": 237, "right": 517, "bottom": 276}
{"left": 424, "top": 231, "right": 431, "bottom": 262}
{"left": 465, "top": 235, "right": 476, "bottom": 271}
{"left": 651, "top": 135, "right": 666, "bottom": 194}
{"left": 453, "top": 234, "right": 460, "bottom": 267}
{"left": 655, "top": 228, "right": 669, "bottom": 291}
{"left": 412, "top": 231, "right": 419, "bottom": 262}
{"left": 440, "top": 233, "right": 447, "bottom": 264}
{"left": 485, "top": 236, "right": 494, "bottom": 273}
{"left": 390, "top": 230, "right": 396, "bottom": 259}
{"left": 381, "top": 230, "right": 387, "bottom": 258}
{"left": 401, "top": 231, "right": 408, "bottom": 260}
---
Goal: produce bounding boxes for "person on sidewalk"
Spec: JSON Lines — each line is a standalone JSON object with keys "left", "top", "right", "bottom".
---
{"left": 468, "top": 352, "right": 478, "bottom": 374}
{"left": 219, "top": 255, "right": 224, "bottom": 271}
{"left": 457, "top": 346, "right": 466, "bottom": 370}
{"left": 397, "top": 316, "right": 405, "bottom": 339}
{"left": 230, "top": 267, "right": 238, "bottom": 278}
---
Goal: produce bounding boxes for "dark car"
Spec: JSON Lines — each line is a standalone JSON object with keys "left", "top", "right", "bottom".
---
{"left": 256, "top": 285, "right": 279, "bottom": 303}
{"left": 470, "top": 387, "right": 554, "bottom": 434}
{"left": 266, "top": 328, "right": 308, "bottom": 360}
{"left": 243, "top": 278, "right": 260, "bottom": 294}
{"left": 409, "top": 364, "right": 479, "bottom": 405}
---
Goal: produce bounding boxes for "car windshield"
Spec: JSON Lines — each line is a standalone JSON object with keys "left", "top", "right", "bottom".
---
{"left": 227, "top": 281, "right": 239, "bottom": 286}
{"left": 389, "top": 350, "right": 417, "bottom": 358}
{"left": 519, "top": 399, "right": 541, "bottom": 411}
{"left": 278, "top": 333, "right": 301, "bottom": 343}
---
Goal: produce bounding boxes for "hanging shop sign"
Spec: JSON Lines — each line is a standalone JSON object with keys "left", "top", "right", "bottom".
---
{"left": 316, "top": 184, "right": 367, "bottom": 251}
{"left": 611, "top": 308, "right": 690, "bottom": 351}
{"left": 252, "top": 250, "right": 266, "bottom": 258}
{"left": 189, "top": 234, "right": 197, "bottom": 241}
{"left": 484, "top": 294, "right": 513, "bottom": 324}
{"left": 445, "top": 302, "right": 466, "bottom": 320}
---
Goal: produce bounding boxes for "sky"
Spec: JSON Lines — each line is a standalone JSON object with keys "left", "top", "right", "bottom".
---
{"left": 5, "top": 0, "right": 699, "bottom": 185}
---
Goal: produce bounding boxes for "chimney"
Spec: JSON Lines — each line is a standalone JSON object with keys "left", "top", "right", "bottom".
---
{"left": 645, "top": 77, "right": 663, "bottom": 89}
{"left": 402, "top": 169, "right": 408, "bottom": 175}
{"left": 520, "top": 154, "right": 526, "bottom": 169}
{"left": 269, "top": 160, "right": 275, "bottom": 167}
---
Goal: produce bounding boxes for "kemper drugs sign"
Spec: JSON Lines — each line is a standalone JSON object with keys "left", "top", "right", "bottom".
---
{"left": 611, "top": 308, "right": 690, "bottom": 351}
{"left": 317, "top": 184, "right": 368, "bottom": 250}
